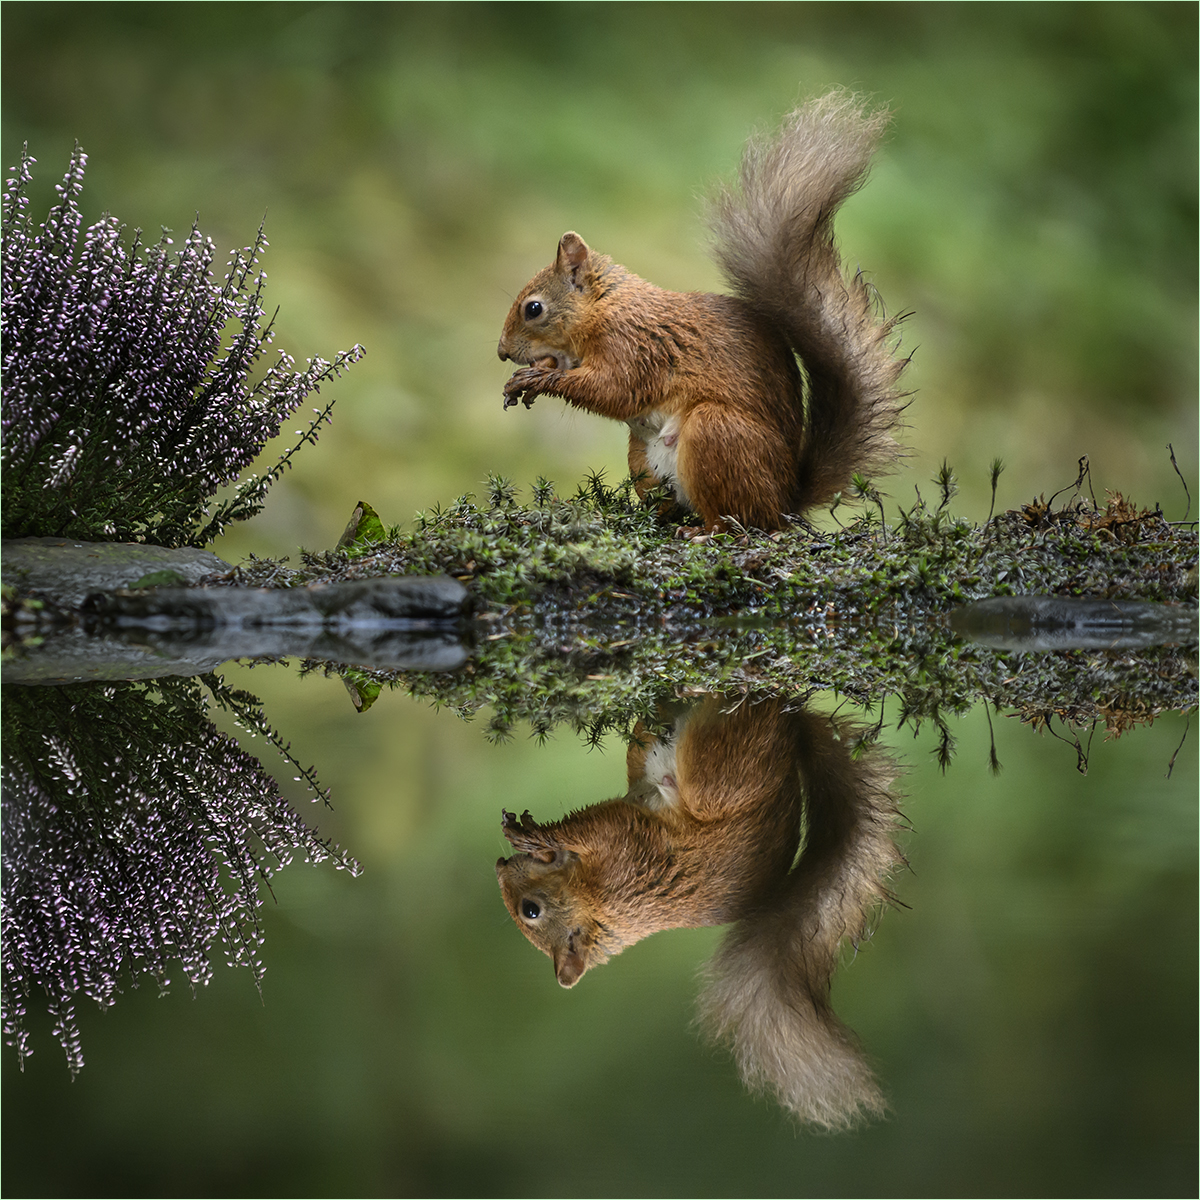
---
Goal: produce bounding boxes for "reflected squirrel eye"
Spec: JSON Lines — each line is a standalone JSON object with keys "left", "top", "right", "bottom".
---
{"left": 523, "top": 300, "right": 543, "bottom": 321}
{"left": 520, "top": 899, "right": 541, "bottom": 921}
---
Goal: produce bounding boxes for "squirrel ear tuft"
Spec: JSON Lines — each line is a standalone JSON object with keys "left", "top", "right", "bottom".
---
{"left": 556, "top": 231, "right": 590, "bottom": 288}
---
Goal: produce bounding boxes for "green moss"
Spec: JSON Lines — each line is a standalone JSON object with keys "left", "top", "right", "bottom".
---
{"left": 223, "top": 470, "right": 1197, "bottom": 763}
{"left": 240, "top": 470, "right": 1196, "bottom": 620}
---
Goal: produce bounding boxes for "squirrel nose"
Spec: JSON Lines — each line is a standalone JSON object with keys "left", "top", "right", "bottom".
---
{"left": 497, "top": 343, "right": 510, "bottom": 362}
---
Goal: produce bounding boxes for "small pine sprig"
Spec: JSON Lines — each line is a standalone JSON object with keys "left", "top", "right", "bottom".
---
{"left": 934, "top": 459, "right": 958, "bottom": 513}
{"left": 850, "top": 472, "right": 888, "bottom": 540}
{"left": 987, "top": 457, "right": 1005, "bottom": 523}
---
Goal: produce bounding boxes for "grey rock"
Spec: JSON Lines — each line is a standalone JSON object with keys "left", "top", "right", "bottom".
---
{"left": 3, "top": 540, "right": 470, "bottom": 683}
{"left": 2, "top": 537, "right": 232, "bottom": 607}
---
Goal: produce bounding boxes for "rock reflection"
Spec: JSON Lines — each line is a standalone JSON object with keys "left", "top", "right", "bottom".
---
{"left": 0, "top": 675, "right": 357, "bottom": 1075}
{"left": 950, "top": 595, "right": 1198, "bottom": 651}
{"left": 497, "top": 694, "right": 904, "bottom": 1129}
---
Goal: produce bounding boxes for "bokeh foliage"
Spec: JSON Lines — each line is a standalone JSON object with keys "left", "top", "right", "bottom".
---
{"left": 2, "top": 2, "right": 1194, "bottom": 559}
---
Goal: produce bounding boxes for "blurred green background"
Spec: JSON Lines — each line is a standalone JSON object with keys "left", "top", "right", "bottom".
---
{"left": 2, "top": 3, "right": 1197, "bottom": 1196}
{"left": 2, "top": 1, "right": 1195, "bottom": 561}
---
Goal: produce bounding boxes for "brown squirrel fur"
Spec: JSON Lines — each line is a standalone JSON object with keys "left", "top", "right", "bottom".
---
{"left": 496, "top": 695, "right": 905, "bottom": 1130}
{"left": 497, "top": 91, "right": 907, "bottom": 532}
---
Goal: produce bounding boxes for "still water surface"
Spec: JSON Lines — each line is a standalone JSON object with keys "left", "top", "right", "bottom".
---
{"left": 2, "top": 633, "right": 1196, "bottom": 1197}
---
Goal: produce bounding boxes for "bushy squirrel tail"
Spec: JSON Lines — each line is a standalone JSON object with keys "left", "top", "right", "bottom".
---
{"left": 696, "top": 712, "right": 905, "bottom": 1130}
{"left": 708, "top": 91, "right": 908, "bottom": 511}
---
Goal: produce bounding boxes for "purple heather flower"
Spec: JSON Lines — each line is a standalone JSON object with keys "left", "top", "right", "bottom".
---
{"left": 1, "top": 144, "right": 364, "bottom": 547}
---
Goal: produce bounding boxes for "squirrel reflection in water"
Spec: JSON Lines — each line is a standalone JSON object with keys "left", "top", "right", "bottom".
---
{"left": 496, "top": 695, "right": 905, "bottom": 1131}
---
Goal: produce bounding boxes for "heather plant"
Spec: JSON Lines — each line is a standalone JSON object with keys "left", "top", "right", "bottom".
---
{"left": 0, "top": 674, "right": 360, "bottom": 1075}
{"left": 1, "top": 145, "right": 364, "bottom": 547}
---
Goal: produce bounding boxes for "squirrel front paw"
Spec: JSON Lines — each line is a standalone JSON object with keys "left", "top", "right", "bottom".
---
{"left": 502, "top": 364, "right": 558, "bottom": 410}
{"left": 501, "top": 808, "right": 536, "bottom": 833}
{"left": 500, "top": 808, "right": 557, "bottom": 861}
{"left": 502, "top": 388, "right": 536, "bottom": 411}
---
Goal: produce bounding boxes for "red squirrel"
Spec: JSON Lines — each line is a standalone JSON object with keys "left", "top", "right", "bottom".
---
{"left": 497, "top": 91, "right": 908, "bottom": 532}
{"left": 496, "top": 695, "right": 905, "bottom": 1129}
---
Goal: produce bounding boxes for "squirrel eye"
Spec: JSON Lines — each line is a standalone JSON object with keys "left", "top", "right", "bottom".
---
{"left": 520, "top": 898, "right": 541, "bottom": 921}
{"left": 523, "top": 300, "right": 543, "bottom": 321}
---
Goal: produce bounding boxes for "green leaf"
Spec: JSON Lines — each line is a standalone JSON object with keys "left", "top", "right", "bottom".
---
{"left": 342, "top": 669, "right": 383, "bottom": 713}
{"left": 335, "top": 500, "right": 387, "bottom": 551}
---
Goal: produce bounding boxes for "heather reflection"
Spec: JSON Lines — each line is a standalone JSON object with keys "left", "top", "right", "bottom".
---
{"left": 0, "top": 674, "right": 357, "bottom": 1074}
{"left": 498, "top": 694, "right": 904, "bottom": 1129}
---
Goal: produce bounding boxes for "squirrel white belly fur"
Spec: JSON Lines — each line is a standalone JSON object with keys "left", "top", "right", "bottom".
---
{"left": 625, "top": 412, "right": 688, "bottom": 508}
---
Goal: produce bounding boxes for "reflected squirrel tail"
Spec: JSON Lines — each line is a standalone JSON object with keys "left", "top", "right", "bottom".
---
{"left": 696, "top": 712, "right": 905, "bottom": 1130}
{"left": 708, "top": 91, "right": 908, "bottom": 511}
